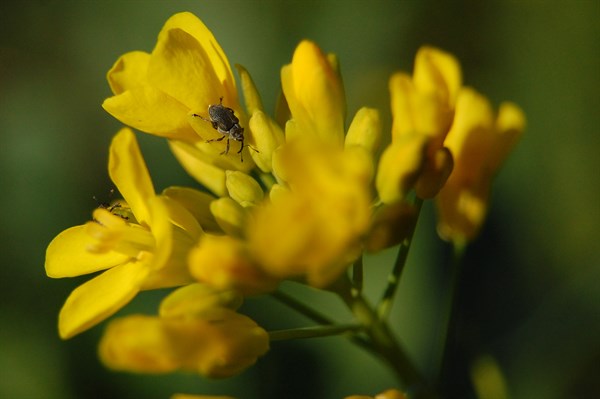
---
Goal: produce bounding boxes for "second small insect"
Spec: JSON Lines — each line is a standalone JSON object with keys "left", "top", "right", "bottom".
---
{"left": 193, "top": 97, "right": 250, "bottom": 162}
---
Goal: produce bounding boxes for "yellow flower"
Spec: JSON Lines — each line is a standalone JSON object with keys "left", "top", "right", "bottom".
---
{"left": 436, "top": 87, "right": 525, "bottom": 243}
{"left": 45, "top": 128, "right": 201, "bottom": 339}
{"left": 188, "top": 235, "right": 279, "bottom": 296}
{"left": 281, "top": 40, "right": 346, "bottom": 146}
{"left": 378, "top": 46, "right": 461, "bottom": 203}
{"left": 102, "top": 12, "right": 256, "bottom": 195}
{"left": 178, "top": 40, "right": 377, "bottom": 289}
{"left": 345, "top": 388, "right": 407, "bottom": 399}
{"left": 247, "top": 138, "right": 372, "bottom": 288}
{"left": 99, "top": 285, "right": 269, "bottom": 378}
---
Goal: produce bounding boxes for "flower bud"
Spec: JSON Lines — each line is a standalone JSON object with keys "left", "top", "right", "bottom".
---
{"left": 225, "top": 171, "right": 264, "bottom": 206}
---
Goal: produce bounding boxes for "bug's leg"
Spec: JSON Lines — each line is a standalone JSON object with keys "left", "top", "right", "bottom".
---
{"left": 193, "top": 114, "right": 219, "bottom": 130}
{"left": 220, "top": 137, "right": 230, "bottom": 155}
{"left": 238, "top": 138, "right": 245, "bottom": 162}
{"left": 207, "top": 135, "right": 227, "bottom": 143}
{"left": 219, "top": 96, "right": 223, "bottom": 105}
{"left": 192, "top": 114, "right": 211, "bottom": 123}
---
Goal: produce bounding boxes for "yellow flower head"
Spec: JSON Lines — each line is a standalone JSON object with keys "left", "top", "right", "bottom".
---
{"left": 247, "top": 138, "right": 372, "bottom": 288}
{"left": 436, "top": 87, "right": 525, "bottom": 243}
{"left": 345, "top": 388, "right": 407, "bottom": 399}
{"left": 379, "top": 46, "right": 462, "bottom": 202}
{"left": 281, "top": 40, "right": 346, "bottom": 146}
{"left": 102, "top": 12, "right": 256, "bottom": 194}
{"left": 188, "top": 234, "right": 279, "bottom": 296}
{"left": 45, "top": 128, "right": 201, "bottom": 339}
{"left": 99, "top": 285, "right": 269, "bottom": 378}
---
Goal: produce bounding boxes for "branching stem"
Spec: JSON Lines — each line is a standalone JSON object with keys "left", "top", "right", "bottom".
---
{"left": 377, "top": 197, "right": 424, "bottom": 319}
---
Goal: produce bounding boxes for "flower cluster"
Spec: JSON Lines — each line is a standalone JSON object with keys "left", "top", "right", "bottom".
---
{"left": 45, "top": 11, "right": 524, "bottom": 397}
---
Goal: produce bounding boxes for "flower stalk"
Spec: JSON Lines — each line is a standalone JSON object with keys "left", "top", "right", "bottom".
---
{"left": 269, "top": 323, "right": 363, "bottom": 341}
{"left": 378, "top": 197, "right": 424, "bottom": 319}
{"left": 334, "top": 276, "right": 433, "bottom": 398}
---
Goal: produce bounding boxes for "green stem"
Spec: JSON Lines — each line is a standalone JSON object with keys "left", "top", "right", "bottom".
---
{"left": 334, "top": 277, "right": 433, "bottom": 398}
{"left": 352, "top": 255, "right": 364, "bottom": 293}
{"left": 436, "top": 243, "right": 466, "bottom": 391}
{"left": 270, "top": 289, "right": 334, "bottom": 325}
{"left": 271, "top": 288, "right": 376, "bottom": 352}
{"left": 269, "top": 324, "right": 363, "bottom": 341}
{"left": 377, "top": 197, "right": 424, "bottom": 319}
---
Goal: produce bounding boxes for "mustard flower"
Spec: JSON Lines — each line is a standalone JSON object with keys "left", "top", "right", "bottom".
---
{"left": 102, "top": 12, "right": 255, "bottom": 196}
{"left": 345, "top": 388, "right": 407, "bottom": 399}
{"left": 45, "top": 128, "right": 200, "bottom": 339}
{"left": 247, "top": 138, "right": 373, "bottom": 288}
{"left": 377, "top": 46, "right": 462, "bottom": 203}
{"left": 188, "top": 234, "right": 279, "bottom": 296}
{"left": 181, "top": 40, "right": 380, "bottom": 289}
{"left": 436, "top": 87, "right": 525, "bottom": 244}
{"left": 280, "top": 40, "right": 346, "bottom": 146}
{"left": 99, "top": 285, "right": 269, "bottom": 378}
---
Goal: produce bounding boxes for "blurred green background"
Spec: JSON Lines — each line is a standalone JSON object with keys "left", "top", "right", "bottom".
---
{"left": 1, "top": 1, "right": 598, "bottom": 398}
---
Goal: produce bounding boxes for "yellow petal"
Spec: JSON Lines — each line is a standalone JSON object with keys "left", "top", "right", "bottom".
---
{"left": 162, "top": 186, "right": 221, "bottom": 233}
{"left": 345, "top": 107, "right": 382, "bottom": 156}
{"left": 415, "top": 146, "right": 454, "bottom": 199}
{"left": 210, "top": 198, "right": 247, "bottom": 238}
{"left": 141, "top": 197, "right": 195, "bottom": 290}
{"left": 389, "top": 72, "right": 449, "bottom": 141}
{"left": 281, "top": 40, "right": 345, "bottom": 145}
{"left": 248, "top": 110, "right": 285, "bottom": 172}
{"left": 164, "top": 310, "right": 269, "bottom": 378}
{"left": 436, "top": 181, "right": 489, "bottom": 244}
{"left": 376, "top": 134, "right": 428, "bottom": 204}
{"left": 102, "top": 87, "right": 199, "bottom": 142}
{"left": 107, "top": 51, "right": 151, "bottom": 95}
{"left": 248, "top": 139, "right": 371, "bottom": 287}
{"left": 159, "top": 283, "right": 243, "bottom": 319}
{"left": 225, "top": 171, "right": 264, "bottom": 206}
{"left": 161, "top": 195, "right": 204, "bottom": 240}
{"left": 413, "top": 46, "right": 462, "bottom": 108}
{"left": 58, "top": 261, "right": 148, "bottom": 339}
{"left": 168, "top": 140, "right": 227, "bottom": 197}
{"left": 149, "top": 27, "right": 229, "bottom": 113}
{"left": 437, "top": 89, "right": 524, "bottom": 244}
{"left": 235, "top": 64, "right": 263, "bottom": 115}
{"left": 141, "top": 197, "right": 195, "bottom": 289}
{"left": 489, "top": 102, "right": 525, "bottom": 172}
{"left": 375, "top": 389, "right": 407, "bottom": 399}
{"left": 268, "top": 183, "right": 289, "bottom": 204}
{"left": 45, "top": 225, "right": 129, "bottom": 278}
{"left": 189, "top": 235, "right": 278, "bottom": 296}
{"left": 109, "top": 128, "right": 155, "bottom": 226}
{"left": 98, "top": 314, "right": 179, "bottom": 373}
{"left": 159, "top": 12, "right": 236, "bottom": 101}
{"left": 444, "top": 87, "right": 494, "bottom": 165}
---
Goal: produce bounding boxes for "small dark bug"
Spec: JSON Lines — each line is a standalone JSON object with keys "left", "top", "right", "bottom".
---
{"left": 93, "top": 188, "right": 130, "bottom": 222}
{"left": 193, "top": 97, "right": 252, "bottom": 162}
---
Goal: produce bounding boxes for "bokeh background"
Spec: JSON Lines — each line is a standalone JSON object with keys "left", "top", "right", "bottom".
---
{"left": 1, "top": 1, "right": 598, "bottom": 398}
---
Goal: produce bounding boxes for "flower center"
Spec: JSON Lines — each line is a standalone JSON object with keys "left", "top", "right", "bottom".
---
{"left": 85, "top": 208, "right": 156, "bottom": 259}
